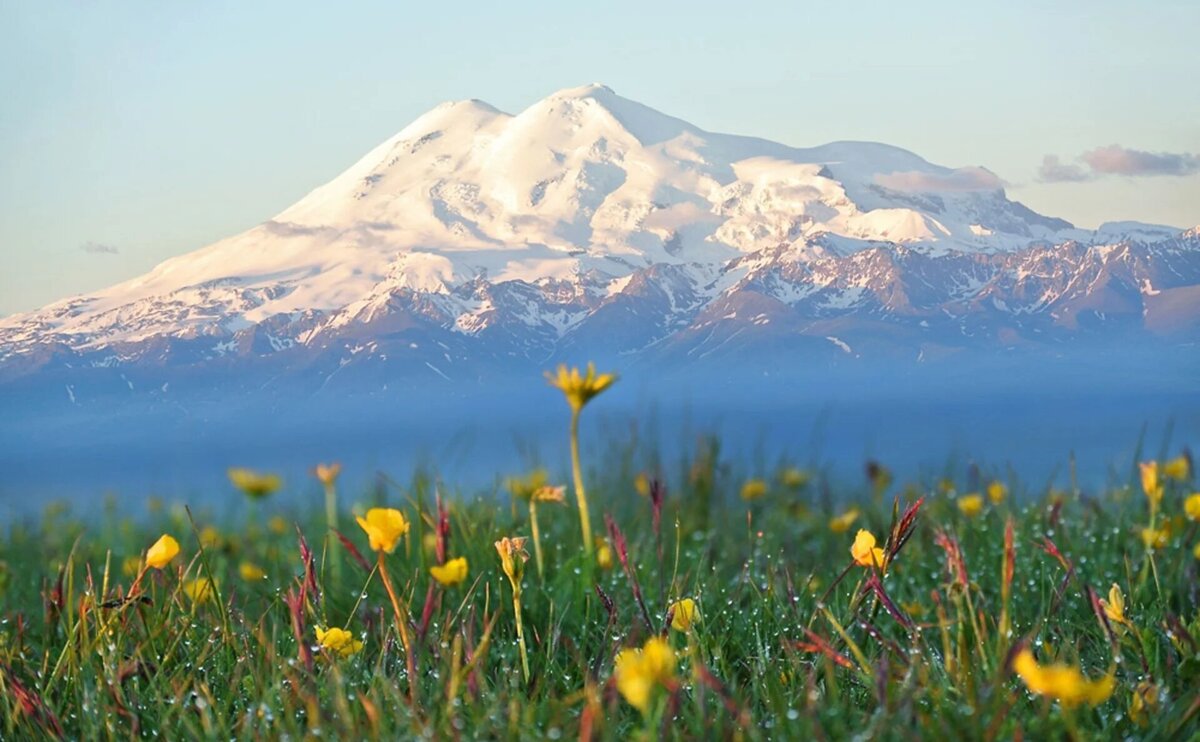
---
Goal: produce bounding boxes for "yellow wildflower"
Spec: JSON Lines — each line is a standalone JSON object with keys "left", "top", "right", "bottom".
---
{"left": 634, "top": 472, "right": 651, "bottom": 497}
{"left": 958, "top": 493, "right": 984, "bottom": 517}
{"left": 495, "top": 537, "right": 529, "bottom": 585}
{"left": 532, "top": 485, "right": 566, "bottom": 503}
{"left": 121, "top": 556, "right": 142, "bottom": 578}
{"left": 315, "top": 626, "right": 363, "bottom": 658}
{"left": 937, "top": 478, "right": 956, "bottom": 495}
{"left": 545, "top": 362, "right": 617, "bottom": 413}
{"left": 422, "top": 532, "right": 439, "bottom": 555}
{"left": 1185, "top": 493, "right": 1200, "bottom": 521}
{"left": 268, "top": 515, "right": 288, "bottom": 535}
{"left": 145, "top": 534, "right": 180, "bottom": 570}
{"left": 740, "top": 478, "right": 768, "bottom": 501}
{"left": 199, "top": 526, "right": 223, "bottom": 550}
{"left": 1139, "top": 461, "right": 1163, "bottom": 505}
{"left": 547, "top": 364, "right": 616, "bottom": 559}
{"left": 313, "top": 462, "right": 342, "bottom": 487}
{"left": 505, "top": 469, "right": 549, "bottom": 500}
{"left": 596, "top": 537, "right": 614, "bottom": 570}
{"left": 183, "top": 577, "right": 216, "bottom": 604}
{"left": 239, "top": 562, "right": 266, "bottom": 581}
{"left": 829, "top": 508, "right": 860, "bottom": 533}
{"left": 987, "top": 480, "right": 1007, "bottom": 505}
{"left": 850, "top": 529, "right": 885, "bottom": 568}
{"left": 669, "top": 598, "right": 699, "bottom": 631}
{"left": 430, "top": 556, "right": 469, "bottom": 587}
{"left": 1140, "top": 526, "right": 1169, "bottom": 550}
{"left": 227, "top": 468, "right": 282, "bottom": 499}
{"left": 614, "top": 636, "right": 676, "bottom": 714}
{"left": 356, "top": 508, "right": 409, "bottom": 553}
{"left": 1163, "top": 455, "right": 1190, "bottom": 481}
{"left": 1012, "top": 648, "right": 1115, "bottom": 707}
{"left": 495, "top": 535, "right": 531, "bottom": 681}
{"left": 1099, "top": 583, "right": 1127, "bottom": 626}
{"left": 781, "top": 468, "right": 810, "bottom": 489}
{"left": 1129, "top": 680, "right": 1161, "bottom": 727}
{"left": 1193, "top": 542, "right": 1200, "bottom": 560}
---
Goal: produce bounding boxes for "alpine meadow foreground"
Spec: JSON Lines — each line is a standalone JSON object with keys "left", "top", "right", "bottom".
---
{"left": 1, "top": 370, "right": 1198, "bottom": 739}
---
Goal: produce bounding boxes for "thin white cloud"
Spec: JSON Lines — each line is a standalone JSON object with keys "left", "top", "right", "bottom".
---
{"left": 874, "top": 166, "right": 1005, "bottom": 193}
{"left": 80, "top": 241, "right": 119, "bottom": 254}
{"left": 1036, "top": 155, "right": 1090, "bottom": 183}
{"left": 1038, "top": 145, "right": 1200, "bottom": 182}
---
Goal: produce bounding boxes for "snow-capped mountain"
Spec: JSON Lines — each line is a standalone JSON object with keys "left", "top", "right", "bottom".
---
{"left": 2, "top": 84, "right": 1198, "bottom": 389}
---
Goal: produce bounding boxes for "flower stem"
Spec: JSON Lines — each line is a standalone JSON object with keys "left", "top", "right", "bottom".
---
{"left": 513, "top": 587, "right": 530, "bottom": 683}
{"left": 529, "top": 500, "right": 544, "bottom": 579}
{"left": 324, "top": 483, "right": 342, "bottom": 584}
{"left": 569, "top": 408, "right": 593, "bottom": 556}
{"left": 377, "top": 553, "right": 417, "bottom": 703}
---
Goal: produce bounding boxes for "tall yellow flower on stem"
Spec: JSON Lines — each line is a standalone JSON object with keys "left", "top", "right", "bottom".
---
{"left": 495, "top": 536, "right": 531, "bottom": 683}
{"left": 314, "top": 463, "right": 342, "bottom": 529}
{"left": 229, "top": 467, "right": 281, "bottom": 545}
{"left": 358, "top": 507, "right": 417, "bottom": 701}
{"left": 546, "top": 363, "right": 616, "bottom": 557}
{"left": 507, "top": 470, "right": 560, "bottom": 579}
{"left": 1012, "top": 647, "right": 1115, "bottom": 708}
{"left": 530, "top": 485, "right": 566, "bottom": 579}
{"left": 314, "top": 462, "right": 344, "bottom": 582}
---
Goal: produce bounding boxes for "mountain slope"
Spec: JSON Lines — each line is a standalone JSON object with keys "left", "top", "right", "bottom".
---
{"left": 1, "top": 84, "right": 1196, "bottom": 388}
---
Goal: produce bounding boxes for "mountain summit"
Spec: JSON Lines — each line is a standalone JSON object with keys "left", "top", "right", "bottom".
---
{"left": 1, "top": 84, "right": 1197, "bottom": 389}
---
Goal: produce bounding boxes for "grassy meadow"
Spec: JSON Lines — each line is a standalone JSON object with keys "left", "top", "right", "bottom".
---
{"left": 1, "top": 367, "right": 1198, "bottom": 740}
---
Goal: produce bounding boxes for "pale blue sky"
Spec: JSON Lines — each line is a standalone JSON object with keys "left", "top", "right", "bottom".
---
{"left": 2, "top": 1, "right": 1198, "bottom": 316}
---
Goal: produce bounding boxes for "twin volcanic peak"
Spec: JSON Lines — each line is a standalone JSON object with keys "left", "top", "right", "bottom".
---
{"left": 1, "top": 83, "right": 1197, "bottom": 380}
